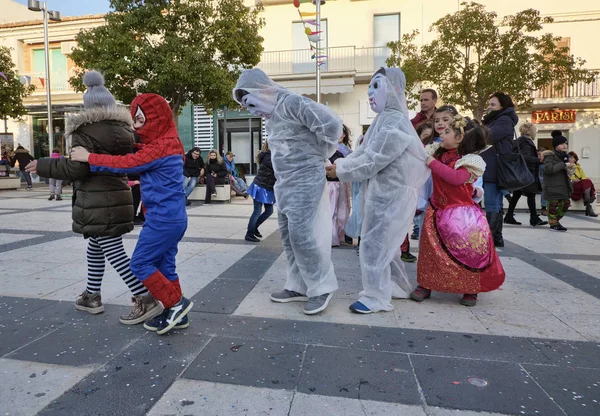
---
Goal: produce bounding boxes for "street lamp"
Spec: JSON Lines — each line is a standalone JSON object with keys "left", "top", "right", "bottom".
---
{"left": 27, "top": 1, "right": 61, "bottom": 156}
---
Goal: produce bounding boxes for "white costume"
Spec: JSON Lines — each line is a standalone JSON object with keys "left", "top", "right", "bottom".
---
{"left": 233, "top": 68, "right": 341, "bottom": 298}
{"left": 335, "top": 67, "right": 431, "bottom": 312}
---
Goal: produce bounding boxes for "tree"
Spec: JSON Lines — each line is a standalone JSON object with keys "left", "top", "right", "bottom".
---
{"left": 69, "top": 0, "right": 264, "bottom": 123}
{"left": 0, "top": 46, "right": 35, "bottom": 128}
{"left": 387, "top": 2, "right": 598, "bottom": 119}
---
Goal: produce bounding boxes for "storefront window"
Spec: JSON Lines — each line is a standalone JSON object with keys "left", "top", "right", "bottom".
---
{"left": 33, "top": 116, "right": 66, "bottom": 158}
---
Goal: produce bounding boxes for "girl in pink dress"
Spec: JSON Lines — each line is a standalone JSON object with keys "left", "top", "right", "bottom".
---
{"left": 411, "top": 115, "right": 505, "bottom": 306}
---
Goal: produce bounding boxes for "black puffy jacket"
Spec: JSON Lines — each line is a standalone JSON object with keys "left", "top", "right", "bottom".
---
{"left": 252, "top": 150, "right": 275, "bottom": 191}
{"left": 11, "top": 147, "right": 34, "bottom": 170}
{"left": 36, "top": 106, "right": 135, "bottom": 238}
{"left": 183, "top": 150, "right": 204, "bottom": 177}
{"left": 482, "top": 107, "right": 519, "bottom": 183}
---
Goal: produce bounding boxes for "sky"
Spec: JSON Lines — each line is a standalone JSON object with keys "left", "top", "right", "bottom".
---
{"left": 15, "top": 0, "right": 112, "bottom": 17}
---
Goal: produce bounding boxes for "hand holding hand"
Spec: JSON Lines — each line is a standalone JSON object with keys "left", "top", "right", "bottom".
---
{"left": 325, "top": 164, "right": 337, "bottom": 179}
{"left": 25, "top": 160, "right": 37, "bottom": 174}
{"left": 70, "top": 147, "right": 91, "bottom": 162}
{"left": 473, "top": 187, "right": 483, "bottom": 199}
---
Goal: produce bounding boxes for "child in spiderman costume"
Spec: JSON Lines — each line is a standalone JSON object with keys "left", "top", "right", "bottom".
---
{"left": 71, "top": 93, "right": 193, "bottom": 335}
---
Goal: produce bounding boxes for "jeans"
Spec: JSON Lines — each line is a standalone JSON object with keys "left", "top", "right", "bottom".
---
{"left": 247, "top": 199, "right": 274, "bottom": 233}
{"left": 483, "top": 182, "right": 503, "bottom": 213}
{"left": 20, "top": 169, "right": 32, "bottom": 187}
{"left": 231, "top": 176, "right": 248, "bottom": 194}
{"left": 49, "top": 178, "right": 62, "bottom": 195}
{"left": 183, "top": 176, "right": 198, "bottom": 197}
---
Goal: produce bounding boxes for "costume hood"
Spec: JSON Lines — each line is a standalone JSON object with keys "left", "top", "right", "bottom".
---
{"left": 130, "top": 93, "right": 178, "bottom": 144}
{"left": 232, "top": 68, "right": 288, "bottom": 107}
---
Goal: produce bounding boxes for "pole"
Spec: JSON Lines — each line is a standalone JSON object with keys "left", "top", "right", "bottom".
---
{"left": 43, "top": 2, "right": 53, "bottom": 156}
{"left": 315, "top": 0, "right": 321, "bottom": 103}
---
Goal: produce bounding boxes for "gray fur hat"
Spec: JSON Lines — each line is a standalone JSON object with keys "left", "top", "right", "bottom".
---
{"left": 82, "top": 71, "right": 116, "bottom": 109}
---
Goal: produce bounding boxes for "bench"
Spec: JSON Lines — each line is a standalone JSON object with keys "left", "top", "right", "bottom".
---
{"left": 0, "top": 177, "right": 21, "bottom": 189}
{"left": 188, "top": 184, "right": 231, "bottom": 203}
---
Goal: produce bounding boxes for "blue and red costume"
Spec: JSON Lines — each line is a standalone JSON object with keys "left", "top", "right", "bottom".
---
{"left": 88, "top": 94, "right": 186, "bottom": 308}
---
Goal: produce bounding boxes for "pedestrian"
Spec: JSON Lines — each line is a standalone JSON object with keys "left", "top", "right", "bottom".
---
{"left": 47, "top": 148, "right": 64, "bottom": 201}
{"left": 542, "top": 131, "right": 573, "bottom": 231}
{"left": 183, "top": 147, "right": 205, "bottom": 205}
{"left": 411, "top": 115, "right": 505, "bottom": 306}
{"left": 537, "top": 147, "right": 548, "bottom": 216}
{"left": 328, "top": 125, "right": 352, "bottom": 247}
{"left": 504, "top": 122, "right": 548, "bottom": 227}
{"left": 481, "top": 92, "right": 519, "bottom": 247}
{"left": 204, "top": 149, "right": 229, "bottom": 204}
{"left": 225, "top": 152, "right": 249, "bottom": 197}
{"left": 327, "top": 67, "right": 430, "bottom": 314}
{"left": 233, "top": 68, "right": 341, "bottom": 315}
{"left": 70, "top": 92, "right": 193, "bottom": 335}
{"left": 568, "top": 151, "right": 597, "bottom": 217}
{"left": 11, "top": 145, "right": 34, "bottom": 189}
{"left": 411, "top": 89, "right": 438, "bottom": 129}
{"left": 25, "top": 71, "right": 160, "bottom": 325}
{"left": 343, "top": 135, "right": 365, "bottom": 249}
{"left": 245, "top": 140, "right": 276, "bottom": 242}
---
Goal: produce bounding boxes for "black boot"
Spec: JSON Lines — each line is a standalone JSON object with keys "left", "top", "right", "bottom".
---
{"left": 504, "top": 215, "right": 521, "bottom": 225}
{"left": 586, "top": 203, "right": 598, "bottom": 217}
{"left": 530, "top": 214, "right": 548, "bottom": 227}
{"left": 490, "top": 212, "right": 504, "bottom": 247}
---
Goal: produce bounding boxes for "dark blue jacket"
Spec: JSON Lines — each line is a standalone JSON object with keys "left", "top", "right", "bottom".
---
{"left": 482, "top": 107, "right": 519, "bottom": 183}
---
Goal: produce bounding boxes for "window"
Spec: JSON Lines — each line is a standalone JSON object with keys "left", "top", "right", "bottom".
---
{"left": 373, "top": 14, "right": 400, "bottom": 69}
{"left": 292, "top": 20, "right": 328, "bottom": 73}
{"left": 32, "top": 48, "right": 68, "bottom": 90}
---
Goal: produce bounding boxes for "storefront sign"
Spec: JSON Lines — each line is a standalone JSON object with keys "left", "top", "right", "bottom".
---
{"left": 532, "top": 110, "right": 576, "bottom": 124}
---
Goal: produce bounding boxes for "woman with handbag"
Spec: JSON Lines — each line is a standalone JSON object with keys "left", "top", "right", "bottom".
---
{"left": 504, "top": 123, "right": 548, "bottom": 227}
{"left": 481, "top": 92, "right": 519, "bottom": 247}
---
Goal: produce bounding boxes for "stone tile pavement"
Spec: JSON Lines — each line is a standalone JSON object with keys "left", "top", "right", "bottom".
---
{"left": 0, "top": 188, "right": 599, "bottom": 415}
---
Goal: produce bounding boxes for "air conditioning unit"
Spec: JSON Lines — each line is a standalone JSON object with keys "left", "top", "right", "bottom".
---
{"left": 61, "top": 41, "right": 77, "bottom": 55}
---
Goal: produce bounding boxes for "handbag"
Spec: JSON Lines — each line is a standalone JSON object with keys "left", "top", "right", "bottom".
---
{"left": 496, "top": 132, "right": 535, "bottom": 192}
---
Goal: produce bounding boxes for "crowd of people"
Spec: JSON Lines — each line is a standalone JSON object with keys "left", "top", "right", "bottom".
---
{"left": 13, "top": 64, "right": 597, "bottom": 331}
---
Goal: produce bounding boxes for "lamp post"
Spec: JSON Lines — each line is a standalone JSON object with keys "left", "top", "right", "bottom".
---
{"left": 313, "top": 0, "right": 324, "bottom": 104}
{"left": 27, "top": 0, "right": 61, "bottom": 156}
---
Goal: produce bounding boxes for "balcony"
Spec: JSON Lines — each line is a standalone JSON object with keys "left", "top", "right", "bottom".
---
{"left": 258, "top": 46, "right": 389, "bottom": 77}
{"left": 532, "top": 71, "right": 600, "bottom": 100}
{"left": 19, "top": 71, "right": 74, "bottom": 93}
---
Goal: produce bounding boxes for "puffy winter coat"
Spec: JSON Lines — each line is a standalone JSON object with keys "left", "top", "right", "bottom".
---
{"left": 36, "top": 106, "right": 135, "bottom": 238}
{"left": 514, "top": 135, "right": 542, "bottom": 194}
{"left": 183, "top": 151, "right": 204, "bottom": 178}
{"left": 482, "top": 107, "right": 518, "bottom": 183}
{"left": 542, "top": 150, "right": 572, "bottom": 201}
{"left": 11, "top": 146, "right": 34, "bottom": 170}
{"left": 252, "top": 150, "right": 275, "bottom": 191}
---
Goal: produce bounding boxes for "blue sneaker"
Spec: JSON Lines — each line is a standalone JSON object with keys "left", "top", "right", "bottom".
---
{"left": 156, "top": 297, "right": 193, "bottom": 335}
{"left": 143, "top": 310, "right": 189, "bottom": 332}
{"left": 349, "top": 301, "right": 373, "bottom": 314}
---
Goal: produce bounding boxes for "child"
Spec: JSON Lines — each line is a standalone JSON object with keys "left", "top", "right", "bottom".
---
{"left": 71, "top": 93, "right": 193, "bottom": 335}
{"left": 26, "top": 71, "right": 159, "bottom": 325}
{"left": 568, "top": 151, "right": 597, "bottom": 217}
{"left": 344, "top": 135, "right": 365, "bottom": 249}
{"left": 328, "top": 125, "right": 353, "bottom": 247}
{"left": 422, "top": 105, "right": 459, "bottom": 145}
{"left": 327, "top": 67, "right": 430, "bottom": 314}
{"left": 245, "top": 140, "right": 276, "bottom": 242}
{"left": 48, "top": 148, "right": 63, "bottom": 201}
{"left": 233, "top": 68, "right": 341, "bottom": 315}
{"left": 537, "top": 147, "right": 548, "bottom": 216}
{"left": 542, "top": 133, "right": 573, "bottom": 231}
{"left": 410, "top": 115, "right": 505, "bottom": 306}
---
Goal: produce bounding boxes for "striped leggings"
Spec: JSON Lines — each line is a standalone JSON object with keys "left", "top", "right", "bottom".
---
{"left": 86, "top": 236, "right": 147, "bottom": 296}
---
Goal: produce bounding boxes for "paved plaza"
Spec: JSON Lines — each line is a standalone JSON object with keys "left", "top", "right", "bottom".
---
{"left": 0, "top": 188, "right": 599, "bottom": 416}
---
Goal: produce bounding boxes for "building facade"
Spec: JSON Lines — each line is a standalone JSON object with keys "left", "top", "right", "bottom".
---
{"left": 1, "top": 0, "right": 599, "bottom": 181}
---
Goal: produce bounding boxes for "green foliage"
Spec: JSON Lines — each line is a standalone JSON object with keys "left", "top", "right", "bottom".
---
{"left": 0, "top": 46, "right": 35, "bottom": 121}
{"left": 69, "top": 0, "right": 264, "bottom": 121}
{"left": 387, "top": 2, "right": 597, "bottom": 119}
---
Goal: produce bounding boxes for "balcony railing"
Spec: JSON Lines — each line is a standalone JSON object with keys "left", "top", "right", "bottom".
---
{"left": 258, "top": 46, "right": 389, "bottom": 77}
{"left": 533, "top": 72, "right": 600, "bottom": 99}
{"left": 19, "top": 71, "right": 74, "bottom": 93}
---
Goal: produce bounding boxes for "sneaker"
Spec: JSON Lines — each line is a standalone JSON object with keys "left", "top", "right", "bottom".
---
{"left": 245, "top": 233, "right": 260, "bottom": 242}
{"left": 401, "top": 252, "right": 417, "bottom": 263}
{"left": 504, "top": 216, "right": 521, "bottom": 225}
{"left": 254, "top": 229, "right": 263, "bottom": 238}
{"left": 410, "top": 231, "right": 419, "bottom": 240}
{"left": 460, "top": 294, "right": 478, "bottom": 307}
{"left": 550, "top": 223, "right": 567, "bottom": 232}
{"left": 344, "top": 234, "right": 353, "bottom": 245}
{"left": 303, "top": 292, "right": 334, "bottom": 315}
{"left": 211, "top": 192, "right": 217, "bottom": 197}
{"left": 270, "top": 289, "right": 308, "bottom": 303}
{"left": 530, "top": 217, "right": 548, "bottom": 227}
{"left": 119, "top": 293, "right": 162, "bottom": 325}
{"left": 75, "top": 291, "right": 105, "bottom": 314}
{"left": 349, "top": 301, "right": 373, "bottom": 314}
{"left": 156, "top": 297, "right": 193, "bottom": 335}
{"left": 143, "top": 311, "right": 189, "bottom": 331}
{"left": 48, "top": 194, "right": 55, "bottom": 201}
{"left": 540, "top": 208, "right": 548, "bottom": 216}
{"left": 56, "top": 195, "right": 63, "bottom": 201}
{"left": 26, "top": 186, "right": 32, "bottom": 191}
{"left": 410, "top": 286, "right": 431, "bottom": 302}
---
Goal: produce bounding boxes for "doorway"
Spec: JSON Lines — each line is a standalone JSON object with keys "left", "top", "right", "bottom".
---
{"left": 218, "top": 118, "right": 262, "bottom": 177}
